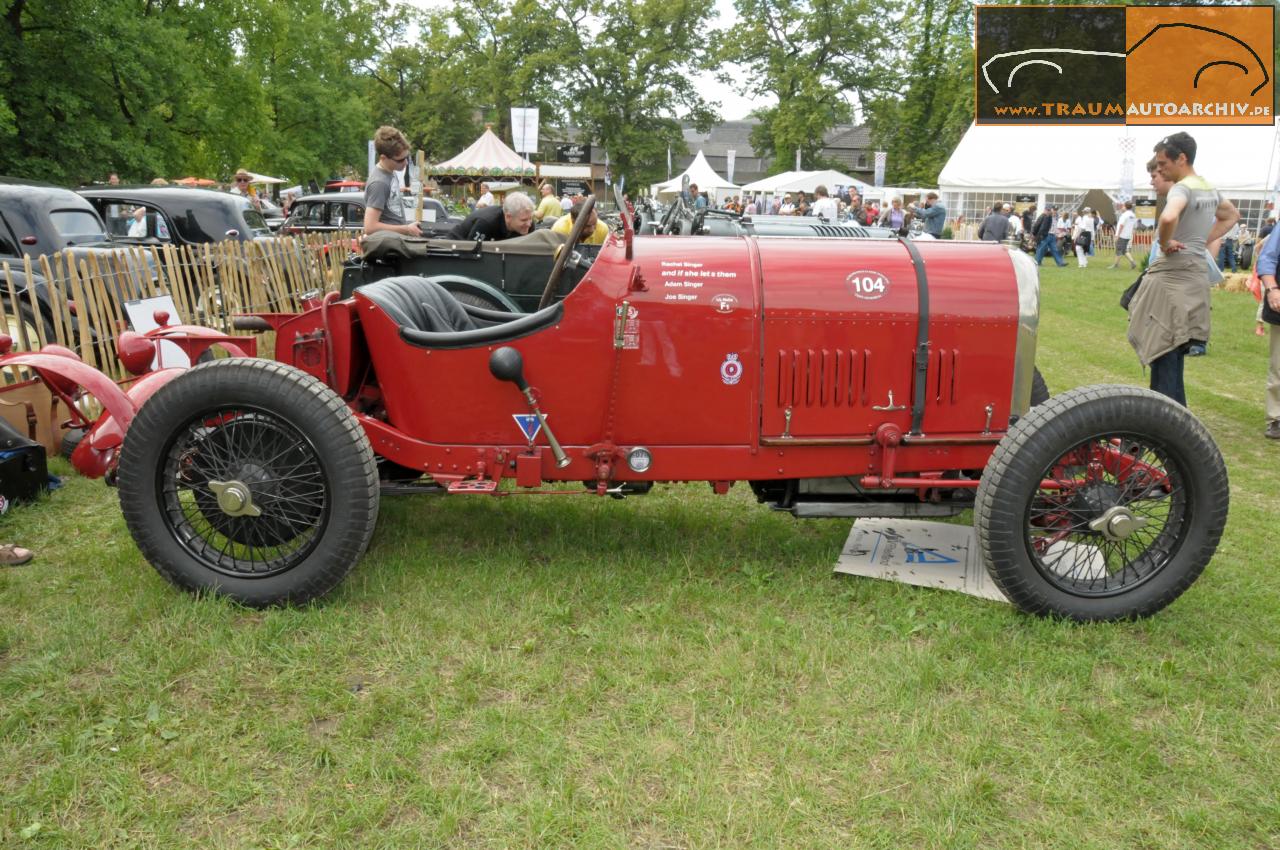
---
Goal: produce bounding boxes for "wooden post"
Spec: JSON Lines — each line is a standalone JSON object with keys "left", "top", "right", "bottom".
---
{"left": 38, "top": 253, "right": 68, "bottom": 349}
{"left": 416, "top": 150, "right": 427, "bottom": 223}
{"left": 21, "top": 255, "right": 47, "bottom": 349}
{"left": 69, "top": 260, "right": 98, "bottom": 373}
{"left": 3, "top": 260, "right": 32, "bottom": 352}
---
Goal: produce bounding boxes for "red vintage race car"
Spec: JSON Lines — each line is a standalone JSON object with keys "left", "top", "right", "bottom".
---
{"left": 114, "top": 196, "right": 1229, "bottom": 621}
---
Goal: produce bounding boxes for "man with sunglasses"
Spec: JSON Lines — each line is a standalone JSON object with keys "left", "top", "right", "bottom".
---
{"left": 230, "top": 169, "right": 262, "bottom": 212}
{"left": 363, "top": 125, "right": 424, "bottom": 237}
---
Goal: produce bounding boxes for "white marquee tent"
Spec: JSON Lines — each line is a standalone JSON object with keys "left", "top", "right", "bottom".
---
{"left": 741, "top": 169, "right": 872, "bottom": 196}
{"left": 652, "top": 150, "right": 739, "bottom": 200}
{"left": 939, "top": 120, "right": 1280, "bottom": 225}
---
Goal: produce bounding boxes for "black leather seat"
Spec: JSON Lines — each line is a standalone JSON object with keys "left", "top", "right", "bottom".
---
{"left": 356, "top": 274, "right": 565, "bottom": 350}
{"left": 355, "top": 275, "right": 477, "bottom": 333}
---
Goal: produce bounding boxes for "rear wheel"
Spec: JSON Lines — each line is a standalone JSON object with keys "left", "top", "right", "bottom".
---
{"left": 117, "top": 359, "right": 380, "bottom": 606}
{"left": 974, "top": 385, "right": 1228, "bottom": 621}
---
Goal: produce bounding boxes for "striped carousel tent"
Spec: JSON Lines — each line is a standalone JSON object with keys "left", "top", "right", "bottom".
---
{"left": 430, "top": 125, "right": 537, "bottom": 184}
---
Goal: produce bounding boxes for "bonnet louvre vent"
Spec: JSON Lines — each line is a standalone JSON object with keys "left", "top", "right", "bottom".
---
{"left": 776, "top": 348, "right": 871, "bottom": 408}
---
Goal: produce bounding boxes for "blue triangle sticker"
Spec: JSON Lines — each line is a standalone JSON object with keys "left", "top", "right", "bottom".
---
{"left": 904, "top": 547, "right": 959, "bottom": 565}
{"left": 513, "top": 413, "right": 543, "bottom": 442}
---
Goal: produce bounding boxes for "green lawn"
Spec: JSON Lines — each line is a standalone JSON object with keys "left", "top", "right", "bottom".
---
{"left": 2, "top": 262, "right": 1278, "bottom": 849}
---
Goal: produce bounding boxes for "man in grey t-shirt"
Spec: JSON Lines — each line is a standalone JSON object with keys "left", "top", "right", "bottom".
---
{"left": 363, "top": 125, "right": 424, "bottom": 237}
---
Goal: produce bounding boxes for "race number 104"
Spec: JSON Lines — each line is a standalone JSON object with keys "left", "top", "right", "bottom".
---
{"left": 846, "top": 271, "right": 889, "bottom": 301}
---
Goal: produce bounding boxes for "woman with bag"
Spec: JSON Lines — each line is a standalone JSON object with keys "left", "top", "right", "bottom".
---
{"left": 1072, "top": 207, "right": 1094, "bottom": 267}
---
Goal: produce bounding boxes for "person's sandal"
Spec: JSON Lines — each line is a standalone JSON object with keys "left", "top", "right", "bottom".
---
{"left": 0, "top": 543, "right": 33, "bottom": 566}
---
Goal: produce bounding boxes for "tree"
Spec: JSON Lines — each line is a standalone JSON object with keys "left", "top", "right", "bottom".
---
{"left": 444, "top": 0, "right": 564, "bottom": 145}
{"left": 0, "top": 0, "right": 393, "bottom": 185}
{"left": 363, "top": 12, "right": 478, "bottom": 164}
{"left": 0, "top": 0, "right": 246, "bottom": 183}
{"left": 234, "top": 0, "right": 386, "bottom": 181}
{"left": 716, "top": 0, "right": 894, "bottom": 173}
{"left": 547, "top": 0, "right": 719, "bottom": 188}
{"left": 862, "top": 0, "right": 972, "bottom": 185}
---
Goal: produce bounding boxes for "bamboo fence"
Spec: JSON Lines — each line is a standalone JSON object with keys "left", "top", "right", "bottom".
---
{"left": 0, "top": 234, "right": 354, "bottom": 383}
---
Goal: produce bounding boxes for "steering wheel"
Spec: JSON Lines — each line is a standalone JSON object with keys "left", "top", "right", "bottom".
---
{"left": 538, "top": 194, "right": 595, "bottom": 311}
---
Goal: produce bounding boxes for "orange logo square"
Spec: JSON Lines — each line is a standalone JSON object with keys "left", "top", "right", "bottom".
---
{"left": 1126, "top": 6, "right": 1272, "bottom": 125}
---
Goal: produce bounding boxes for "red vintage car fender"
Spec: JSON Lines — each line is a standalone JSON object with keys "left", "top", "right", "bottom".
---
{"left": 71, "top": 368, "right": 186, "bottom": 478}
{"left": 72, "top": 366, "right": 186, "bottom": 478}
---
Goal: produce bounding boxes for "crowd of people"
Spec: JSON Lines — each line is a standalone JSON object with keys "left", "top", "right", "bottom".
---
{"left": 978, "top": 130, "right": 1275, "bottom": 440}
{"left": 693, "top": 185, "right": 947, "bottom": 237}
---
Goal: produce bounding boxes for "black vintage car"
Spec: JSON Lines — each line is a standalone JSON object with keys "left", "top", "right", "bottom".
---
{"left": 78, "top": 186, "right": 273, "bottom": 246}
{"left": 78, "top": 186, "right": 305, "bottom": 323}
{"left": 0, "top": 180, "right": 153, "bottom": 344}
{"left": 283, "top": 192, "right": 459, "bottom": 238}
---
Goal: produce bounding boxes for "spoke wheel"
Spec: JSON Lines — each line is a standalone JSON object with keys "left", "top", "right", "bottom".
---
{"left": 975, "top": 385, "right": 1228, "bottom": 621}
{"left": 1023, "top": 434, "right": 1185, "bottom": 597}
{"left": 170, "top": 408, "right": 328, "bottom": 576}
{"left": 118, "top": 359, "right": 379, "bottom": 606}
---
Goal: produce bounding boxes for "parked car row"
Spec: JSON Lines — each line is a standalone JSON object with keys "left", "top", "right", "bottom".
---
{"left": 0, "top": 179, "right": 337, "bottom": 349}
{"left": 281, "top": 192, "right": 459, "bottom": 238}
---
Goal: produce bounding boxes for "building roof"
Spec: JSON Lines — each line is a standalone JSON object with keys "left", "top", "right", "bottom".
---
{"left": 823, "top": 125, "right": 872, "bottom": 149}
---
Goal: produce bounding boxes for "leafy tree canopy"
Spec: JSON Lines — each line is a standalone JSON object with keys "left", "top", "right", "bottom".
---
{"left": 0, "top": 0, "right": 993, "bottom": 189}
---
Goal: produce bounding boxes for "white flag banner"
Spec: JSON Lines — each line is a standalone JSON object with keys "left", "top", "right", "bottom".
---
{"left": 510, "top": 107, "right": 539, "bottom": 155}
{"left": 367, "top": 139, "right": 376, "bottom": 181}
{"left": 726, "top": 149, "right": 737, "bottom": 184}
{"left": 874, "top": 151, "right": 887, "bottom": 187}
{"left": 1119, "top": 136, "right": 1136, "bottom": 201}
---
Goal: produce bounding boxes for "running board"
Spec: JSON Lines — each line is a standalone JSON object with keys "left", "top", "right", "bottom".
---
{"left": 446, "top": 480, "right": 500, "bottom": 494}
{"left": 379, "top": 481, "right": 447, "bottom": 497}
{"left": 781, "top": 502, "right": 965, "bottom": 518}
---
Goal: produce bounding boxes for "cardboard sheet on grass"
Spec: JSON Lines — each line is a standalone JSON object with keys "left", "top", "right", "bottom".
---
{"left": 0, "top": 379, "right": 69, "bottom": 455}
{"left": 836, "top": 519, "right": 1009, "bottom": 603}
{"left": 836, "top": 519, "right": 1110, "bottom": 604}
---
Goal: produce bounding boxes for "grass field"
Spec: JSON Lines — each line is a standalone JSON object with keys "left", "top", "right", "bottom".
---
{"left": 2, "top": 262, "right": 1278, "bottom": 849}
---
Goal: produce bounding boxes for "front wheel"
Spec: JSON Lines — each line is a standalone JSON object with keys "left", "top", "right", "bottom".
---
{"left": 117, "top": 359, "right": 380, "bottom": 606}
{"left": 974, "top": 385, "right": 1228, "bottom": 621}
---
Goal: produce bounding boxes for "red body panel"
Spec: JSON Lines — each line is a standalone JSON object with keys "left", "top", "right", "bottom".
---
{"left": 758, "top": 238, "right": 1019, "bottom": 439}
{"left": 274, "top": 234, "right": 1024, "bottom": 485}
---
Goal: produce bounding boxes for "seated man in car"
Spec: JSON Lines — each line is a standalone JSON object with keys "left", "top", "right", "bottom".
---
{"left": 447, "top": 192, "right": 534, "bottom": 241}
{"left": 550, "top": 198, "right": 609, "bottom": 245}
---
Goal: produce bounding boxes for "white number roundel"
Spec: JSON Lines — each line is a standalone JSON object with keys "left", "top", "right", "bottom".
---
{"left": 845, "top": 270, "right": 890, "bottom": 301}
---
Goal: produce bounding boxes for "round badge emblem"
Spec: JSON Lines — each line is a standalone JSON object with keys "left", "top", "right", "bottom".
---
{"left": 846, "top": 270, "right": 890, "bottom": 301}
{"left": 720, "top": 353, "right": 743, "bottom": 385}
{"left": 711, "top": 293, "right": 738, "bottom": 314}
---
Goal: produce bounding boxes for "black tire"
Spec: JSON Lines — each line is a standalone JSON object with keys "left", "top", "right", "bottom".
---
{"left": 117, "top": 358, "right": 380, "bottom": 606}
{"left": 1030, "top": 367, "right": 1049, "bottom": 407}
{"left": 974, "top": 384, "right": 1228, "bottom": 621}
